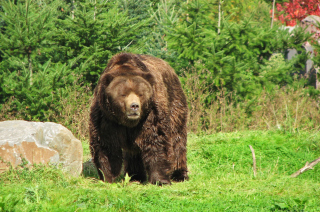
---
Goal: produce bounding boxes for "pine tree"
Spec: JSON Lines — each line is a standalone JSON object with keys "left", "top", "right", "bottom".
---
{"left": 0, "top": 0, "right": 59, "bottom": 86}
{"left": 166, "top": 0, "right": 215, "bottom": 67}
{"left": 0, "top": 0, "right": 77, "bottom": 120}
{"left": 163, "top": 0, "right": 311, "bottom": 102}
{"left": 53, "top": 0, "right": 147, "bottom": 86}
{"left": 139, "top": 0, "right": 181, "bottom": 63}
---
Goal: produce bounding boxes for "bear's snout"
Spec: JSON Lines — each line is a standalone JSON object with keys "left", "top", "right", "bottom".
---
{"left": 130, "top": 102, "right": 140, "bottom": 111}
{"left": 125, "top": 92, "right": 141, "bottom": 120}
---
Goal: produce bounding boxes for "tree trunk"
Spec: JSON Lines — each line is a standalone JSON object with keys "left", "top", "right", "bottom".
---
{"left": 72, "top": 0, "right": 75, "bottom": 19}
{"left": 316, "top": 67, "right": 320, "bottom": 89}
{"left": 94, "top": 0, "right": 96, "bottom": 20}
{"left": 271, "top": 0, "right": 276, "bottom": 28}
{"left": 28, "top": 50, "right": 33, "bottom": 86}
{"left": 218, "top": 0, "right": 222, "bottom": 34}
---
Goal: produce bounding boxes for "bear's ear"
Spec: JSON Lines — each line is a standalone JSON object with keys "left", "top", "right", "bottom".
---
{"left": 111, "top": 53, "right": 131, "bottom": 66}
{"left": 104, "top": 53, "right": 131, "bottom": 71}
{"left": 97, "top": 74, "right": 114, "bottom": 108}
{"left": 141, "top": 73, "right": 155, "bottom": 85}
{"left": 100, "top": 73, "right": 114, "bottom": 87}
{"left": 132, "top": 55, "right": 149, "bottom": 72}
{"left": 106, "top": 53, "right": 150, "bottom": 73}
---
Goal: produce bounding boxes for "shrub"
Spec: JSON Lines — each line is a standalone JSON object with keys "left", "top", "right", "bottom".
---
{"left": 183, "top": 71, "right": 320, "bottom": 134}
{"left": 0, "top": 62, "right": 77, "bottom": 121}
{"left": 161, "top": 0, "right": 311, "bottom": 103}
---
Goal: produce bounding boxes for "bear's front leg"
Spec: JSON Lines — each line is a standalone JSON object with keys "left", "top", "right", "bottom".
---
{"left": 136, "top": 122, "right": 173, "bottom": 185}
{"left": 90, "top": 116, "right": 125, "bottom": 183}
{"left": 124, "top": 152, "right": 147, "bottom": 183}
{"left": 140, "top": 144, "right": 172, "bottom": 185}
{"left": 92, "top": 147, "right": 123, "bottom": 183}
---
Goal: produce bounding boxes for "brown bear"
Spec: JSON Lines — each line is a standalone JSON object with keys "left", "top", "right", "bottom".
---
{"left": 89, "top": 53, "right": 188, "bottom": 185}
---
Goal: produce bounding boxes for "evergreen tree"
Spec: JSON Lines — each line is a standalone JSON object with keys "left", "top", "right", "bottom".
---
{"left": 53, "top": 0, "right": 147, "bottom": 86}
{"left": 0, "top": 0, "right": 60, "bottom": 86}
{"left": 0, "top": 0, "right": 76, "bottom": 120}
{"left": 139, "top": 0, "right": 181, "bottom": 62}
{"left": 163, "top": 0, "right": 311, "bottom": 102}
{"left": 166, "top": 0, "right": 215, "bottom": 67}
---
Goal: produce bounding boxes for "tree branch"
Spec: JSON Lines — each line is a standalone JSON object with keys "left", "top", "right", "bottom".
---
{"left": 291, "top": 157, "right": 320, "bottom": 177}
{"left": 249, "top": 145, "right": 257, "bottom": 177}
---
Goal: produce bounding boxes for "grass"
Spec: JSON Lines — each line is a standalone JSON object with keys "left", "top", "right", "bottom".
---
{"left": 1, "top": 130, "right": 320, "bottom": 211}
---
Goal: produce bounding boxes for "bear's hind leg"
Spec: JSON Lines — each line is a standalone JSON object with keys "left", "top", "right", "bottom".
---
{"left": 124, "top": 152, "right": 147, "bottom": 183}
{"left": 171, "top": 134, "right": 189, "bottom": 182}
{"left": 171, "top": 169, "right": 189, "bottom": 182}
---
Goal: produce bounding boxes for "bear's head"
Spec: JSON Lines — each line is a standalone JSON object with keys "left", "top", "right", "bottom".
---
{"left": 98, "top": 66, "right": 154, "bottom": 128}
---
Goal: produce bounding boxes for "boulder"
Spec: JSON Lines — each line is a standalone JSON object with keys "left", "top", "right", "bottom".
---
{"left": 282, "top": 15, "right": 320, "bottom": 88}
{"left": 300, "top": 15, "right": 320, "bottom": 40}
{"left": 0, "top": 120, "right": 83, "bottom": 177}
{"left": 300, "top": 15, "right": 320, "bottom": 89}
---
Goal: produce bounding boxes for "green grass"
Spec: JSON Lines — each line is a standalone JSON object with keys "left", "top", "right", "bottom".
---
{"left": 1, "top": 130, "right": 320, "bottom": 211}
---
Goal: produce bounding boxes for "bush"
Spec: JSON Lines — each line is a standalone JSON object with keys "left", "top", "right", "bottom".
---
{"left": 53, "top": 0, "right": 148, "bottom": 87}
{"left": 0, "top": 0, "right": 148, "bottom": 121}
{"left": 159, "top": 0, "right": 312, "bottom": 103}
{"left": 0, "top": 61, "right": 78, "bottom": 121}
{"left": 183, "top": 71, "right": 320, "bottom": 134}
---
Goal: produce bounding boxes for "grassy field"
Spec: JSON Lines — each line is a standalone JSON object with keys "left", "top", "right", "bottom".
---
{"left": 1, "top": 130, "right": 320, "bottom": 211}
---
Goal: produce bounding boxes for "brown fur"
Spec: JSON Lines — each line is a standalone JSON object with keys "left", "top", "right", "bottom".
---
{"left": 89, "top": 53, "right": 188, "bottom": 185}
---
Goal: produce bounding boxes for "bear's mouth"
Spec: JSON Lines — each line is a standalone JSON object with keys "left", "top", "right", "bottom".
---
{"left": 127, "top": 112, "right": 140, "bottom": 120}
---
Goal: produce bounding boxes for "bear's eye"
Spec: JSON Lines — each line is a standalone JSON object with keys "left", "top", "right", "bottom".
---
{"left": 121, "top": 94, "right": 126, "bottom": 97}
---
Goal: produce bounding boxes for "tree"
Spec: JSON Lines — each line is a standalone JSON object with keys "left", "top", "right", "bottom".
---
{"left": 0, "top": 0, "right": 77, "bottom": 121}
{"left": 162, "top": 0, "right": 310, "bottom": 102}
{"left": 138, "top": 0, "right": 182, "bottom": 66}
{"left": 53, "top": 0, "right": 148, "bottom": 86}
{"left": 165, "top": 0, "right": 215, "bottom": 67}
{"left": 0, "top": 0, "right": 59, "bottom": 86}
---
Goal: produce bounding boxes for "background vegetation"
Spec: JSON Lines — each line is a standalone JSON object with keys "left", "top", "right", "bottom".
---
{"left": 1, "top": 0, "right": 320, "bottom": 211}
{"left": 1, "top": 0, "right": 320, "bottom": 136}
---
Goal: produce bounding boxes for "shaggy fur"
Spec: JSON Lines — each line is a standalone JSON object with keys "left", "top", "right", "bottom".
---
{"left": 89, "top": 53, "right": 188, "bottom": 185}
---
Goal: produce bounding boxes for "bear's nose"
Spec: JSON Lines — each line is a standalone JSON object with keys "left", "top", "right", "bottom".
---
{"left": 130, "top": 102, "right": 139, "bottom": 111}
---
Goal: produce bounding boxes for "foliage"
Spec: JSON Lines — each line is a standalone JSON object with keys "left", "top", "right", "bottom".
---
{"left": 0, "top": 0, "right": 76, "bottom": 121}
{"left": 310, "top": 20, "right": 320, "bottom": 82}
{"left": 168, "top": 0, "right": 214, "bottom": 64}
{"left": 53, "top": 0, "right": 148, "bottom": 87}
{"left": 0, "top": 61, "right": 76, "bottom": 121}
{"left": 0, "top": 0, "right": 60, "bottom": 83}
{"left": 1, "top": 131, "right": 320, "bottom": 211}
{"left": 168, "top": 16, "right": 309, "bottom": 102}
{"left": 154, "top": 0, "right": 316, "bottom": 107}
{"left": 222, "top": 0, "right": 271, "bottom": 22}
{"left": 0, "top": 0, "right": 318, "bottom": 124}
{"left": 183, "top": 71, "right": 320, "bottom": 133}
{"left": 137, "top": 0, "right": 181, "bottom": 63}
{"left": 273, "top": 0, "right": 320, "bottom": 26}
{"left": 0, "top": 0, "right": 147, "bottom": 121}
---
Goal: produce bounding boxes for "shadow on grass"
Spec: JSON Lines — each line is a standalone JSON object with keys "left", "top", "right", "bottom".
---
{"left": 82, "top": 159, "right": 99, "bottom": 179}
{"left": 81, "top": 160, "right": 143, "bottom": 184}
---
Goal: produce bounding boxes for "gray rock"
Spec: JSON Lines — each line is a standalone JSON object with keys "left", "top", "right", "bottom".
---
{"left": 300, "top": 15, "right": 320, "bottom": 40}
{"left": 0, "top": 120, "right": 83, "bottom": 177}
{"left": 282, "top": 16, "right": 320, "bottom": 88}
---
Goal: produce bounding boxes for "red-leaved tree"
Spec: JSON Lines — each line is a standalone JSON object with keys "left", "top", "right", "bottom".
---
{"left": 272, "top": 0, "right": 320, "bottom": 26}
